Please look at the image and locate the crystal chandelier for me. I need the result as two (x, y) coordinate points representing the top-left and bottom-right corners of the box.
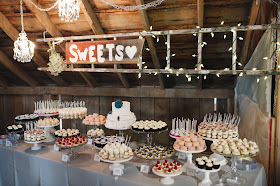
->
(13, 0), (35, 63)
(58, 0), (80, 22)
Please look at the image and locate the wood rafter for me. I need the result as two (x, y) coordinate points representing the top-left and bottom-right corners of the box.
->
(23, 0), (97, 87)
(240, 0), (261, 66)
(0, 10), (66, 86)
(0, 50), (38, 86)
(0, 86), (234, 99)
(79, 0), (130, 88)
(135, 0), (165, 89)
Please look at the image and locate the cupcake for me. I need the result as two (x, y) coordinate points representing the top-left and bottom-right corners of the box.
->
(198, 161), (205, 169)
(196, 158), (202, 166)
(213, 161), (220, 169)
(206, 162), (213, 170)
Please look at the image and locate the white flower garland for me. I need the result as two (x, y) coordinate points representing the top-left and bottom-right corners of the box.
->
(47, 42), (67, 76)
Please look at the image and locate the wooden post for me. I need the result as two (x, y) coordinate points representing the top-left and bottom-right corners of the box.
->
(197, 32), (202, 70)
(232, 29), (237, 71)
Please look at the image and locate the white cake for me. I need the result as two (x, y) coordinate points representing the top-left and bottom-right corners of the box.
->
(105, 100), (136, 129)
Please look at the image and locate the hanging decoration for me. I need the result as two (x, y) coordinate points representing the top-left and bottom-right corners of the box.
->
(100, 0), (165, 10)
(47, 42), (67, 76)
(58, 0), (80, 22)
(13, 0), (35, 63)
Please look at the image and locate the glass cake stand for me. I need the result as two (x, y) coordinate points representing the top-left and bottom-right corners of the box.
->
(104, 124), (130, 136)
(211, 147), (258, 185)
(131, 128), (168, 145)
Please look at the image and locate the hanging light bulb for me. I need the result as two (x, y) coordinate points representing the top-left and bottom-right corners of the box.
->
(58, 0), (80, 22)
(14, 0), (35, 63)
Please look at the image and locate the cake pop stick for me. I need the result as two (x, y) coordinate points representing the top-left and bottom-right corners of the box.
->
(126, 136), (131, 146)
(172, 118), (175, 130)
(203, 114), (207, 122)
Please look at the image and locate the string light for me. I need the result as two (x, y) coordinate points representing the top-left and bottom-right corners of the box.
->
(154, 72), (157, 75)
(146, 48), (150, 51)
(238, 37), (244, 40)
(224, 34), (227, 39)
(237, 23), (241, 26)
(171, 54), (176, 57)
(257, 78), (260, 83)
(221, 21), (225, 25)
(167, 74), (169, 77)
(192, 54), (197, 57)
(204, 75), (207, 80)
(197, 76), (200, 79)
(193, 33), (197, 36)
(150, 26), (153, 30)
(252, 68), (257, 71)
(157, 36), (159, 42)
(143, 66), (148, 69)
(237, 62), (242, 66)
(228, 47), (232, 51)
(263, 57), (268, 60)
(216, 73), (220, 77)
(239, 72), (243, 76)
(264, 76), (268, 80)
(138, 73), (141, 78)
(58, 0), (80, 22)
(211, 32), (214, 38)
(142, 62), (146, 64)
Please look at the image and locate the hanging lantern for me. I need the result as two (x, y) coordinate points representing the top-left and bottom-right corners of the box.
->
(13, 0), (35, 63)
(58, 0), (80, 22)
(13, 32), (35, 63)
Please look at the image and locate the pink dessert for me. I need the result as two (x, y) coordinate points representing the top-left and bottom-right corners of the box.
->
(180, 146), (188, 151)
(178, 141), (185, 146)
(174, 144), (180, 149)
(185, 141), (193, 147)
(193, 141), (200, 147)
(188, 146), (195, 151)
(196, 145), (204, 151)
(184, 136), (191, 142)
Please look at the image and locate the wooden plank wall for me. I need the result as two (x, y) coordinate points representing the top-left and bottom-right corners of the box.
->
(0, 95), (228, 146)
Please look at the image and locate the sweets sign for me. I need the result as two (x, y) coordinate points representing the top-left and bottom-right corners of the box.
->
(65, 39), (145, 64)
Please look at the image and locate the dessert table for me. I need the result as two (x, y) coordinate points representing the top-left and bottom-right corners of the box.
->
(0, 142), (267, 186)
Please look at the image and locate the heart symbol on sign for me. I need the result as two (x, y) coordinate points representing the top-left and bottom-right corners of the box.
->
(125, 46), (137, 59)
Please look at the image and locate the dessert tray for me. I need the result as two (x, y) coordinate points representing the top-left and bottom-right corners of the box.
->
(104, 124), (131, 131)
(100, 156), (133, 171)
(152, 168), (182, 185)
(173, 146), (207, 168)
(34, 112), (59, 117)
(134, 145), (175, 160)
(24, 140), (46, 150)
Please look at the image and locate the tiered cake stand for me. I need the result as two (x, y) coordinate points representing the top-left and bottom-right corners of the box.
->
(56, 138), (88, 158)
(211, 147), (258, 184)
(24, 140), (46, 150)
(194, 166), (221, 186)
(173, 146), (207, 169)
(100, 156), (133, 171)
(197, 134), (239, 166)
(131, 128), (168, 145)
(152, 168), (183, 185)
(37, 124), (59, 142)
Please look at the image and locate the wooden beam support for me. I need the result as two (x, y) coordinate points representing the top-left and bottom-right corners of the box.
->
(240, 0), (261, 66)
(79, 0), (104, 34)
(80, 0), (130, 88)
(0, 86), (234, 99)
(79, 71), (98, 87)
(136, 0), (165, 89)
(0, 10), (66, 86)
(0, 50), (38, 86)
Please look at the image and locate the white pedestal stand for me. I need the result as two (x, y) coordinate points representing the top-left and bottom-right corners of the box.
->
(195, 167), (221, 186)
(152, 168), (183, 185)
(37, 124), (59, 143)
(100, 156), (133, 171)
(24, 140), (45, 150)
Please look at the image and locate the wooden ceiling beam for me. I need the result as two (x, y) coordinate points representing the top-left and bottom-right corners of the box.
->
(0, 10), (66, 86)
(23, 0), (96, 87)
(0, 50), (38, 86)
(79, 0), (104, 35)
(79, 0), (130, 88)
(135, 0), (165, 89)
(240, 0), (261, 66)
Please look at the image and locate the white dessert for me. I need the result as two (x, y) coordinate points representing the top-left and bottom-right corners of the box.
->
(106, 100), (136, 129)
